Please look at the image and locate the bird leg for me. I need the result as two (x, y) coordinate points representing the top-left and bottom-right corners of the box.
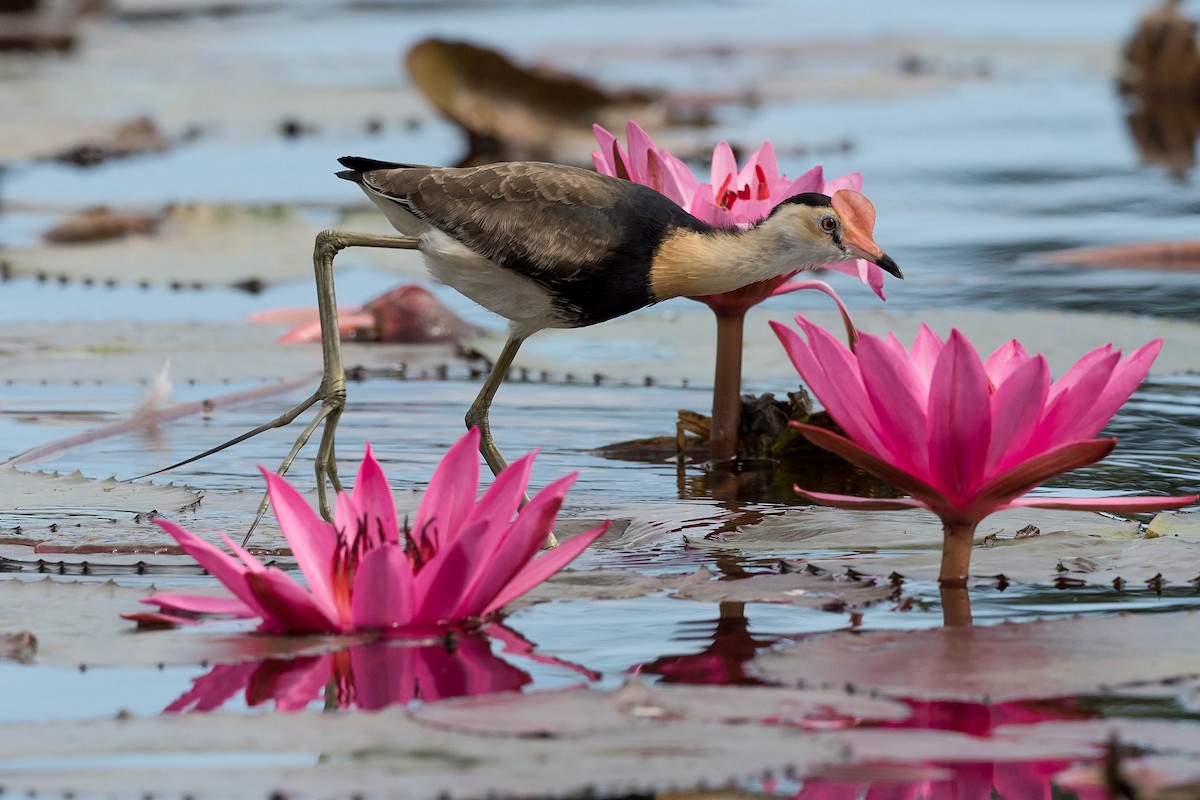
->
(138, 229), (420, 541)
(465, 334), (558, 548)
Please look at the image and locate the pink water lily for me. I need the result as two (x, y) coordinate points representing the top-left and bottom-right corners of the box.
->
(592, 120), (888, 302)
(771, 316), (1197, 585)
(126, 428), (609, 635)
(593, 121), (890, 462)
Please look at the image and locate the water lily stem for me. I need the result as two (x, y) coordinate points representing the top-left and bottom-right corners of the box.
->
(939, 584), (973, 627)
(938, 519), (977, 587)
(709, 308), (746, 464)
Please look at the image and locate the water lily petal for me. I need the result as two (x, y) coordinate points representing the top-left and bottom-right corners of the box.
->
(217, 531), (267, 574)
(794, 487), (927, 511)
(1002, 494), (1196, 512)
(791, 423), (948, 509)
(260, 468), (338, 615)
(803, 319), (894, 457)
(1068, 338), (1162, 441)
(412, 521), (486, 623)
(483, 520), (609, 616)
(122, 610), (202, 628)
(855, 332), (929, 474)
(244, 569), (339, 634)
(138, 593), (257, 617)
(975, 439), (1117, 511)
(1029, 350), (1120, 451)
(987, 354), (1051, 474)
(590, 124), (625, 178)
(983, 339), (1032, 386)
(624, 119), (657, 184)
(927, 330), (991, 501)
(710, 140), (739, 195)
(411, 427), (482, 553)
(824, 170), (863, 194)
(352, 444), (399, 545)
(820, 258), (887, 299)
(350, 542), (416, 631)
(462, 449), (536, 534)
(784, 164), (825, 196)
(911, 324), (946, 385)
(153, 517), (266, 617)
(459, 473), (580, 616)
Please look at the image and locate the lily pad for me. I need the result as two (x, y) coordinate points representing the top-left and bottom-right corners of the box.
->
(756, 610), (1200, 703)
(411, 679), (910, 735)
(681, 505), (1200, 587)
(2, 205), (321, 289)
(0, 579), (366, 668)
(0, 468), (200, 527)
(669, 565), (896, 609)
(0, 707), (845, 800)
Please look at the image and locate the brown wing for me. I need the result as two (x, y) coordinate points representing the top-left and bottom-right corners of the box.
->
(359, 162), (699, 280)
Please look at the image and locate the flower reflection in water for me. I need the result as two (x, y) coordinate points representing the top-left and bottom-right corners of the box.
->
(794, 698), (1108, 800)
(635, 602), (778, 686)
(633, 603), (1113, 798)
(167, 623), (597, 713)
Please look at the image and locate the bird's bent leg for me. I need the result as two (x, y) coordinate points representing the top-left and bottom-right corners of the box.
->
(139, 230), (421, 545)
(464, 335), (558, 548)
(465, 334), (524, 477)
(303, 230), (421, 519)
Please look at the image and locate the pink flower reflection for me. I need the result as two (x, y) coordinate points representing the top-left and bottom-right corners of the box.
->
(792, 698), (1110, 800)
(167, 624), (596, 713)
(634, 603), (777, 685)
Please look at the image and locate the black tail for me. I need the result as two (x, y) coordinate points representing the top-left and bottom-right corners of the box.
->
(336, 156), (424, 182)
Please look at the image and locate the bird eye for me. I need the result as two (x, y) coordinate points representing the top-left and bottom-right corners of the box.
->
(819, 215), (838, 233)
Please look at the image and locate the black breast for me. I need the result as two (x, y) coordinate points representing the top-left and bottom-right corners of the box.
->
(537, 183), (712, 327)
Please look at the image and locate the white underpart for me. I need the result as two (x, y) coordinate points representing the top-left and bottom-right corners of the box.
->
(362, 186), (561, 339)
(419, 229), (562, 338)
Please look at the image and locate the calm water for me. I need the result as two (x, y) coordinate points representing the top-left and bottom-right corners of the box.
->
(2, 0), (1199, 793)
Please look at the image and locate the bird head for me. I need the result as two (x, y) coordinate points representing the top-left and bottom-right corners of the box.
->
(768, 190), (902, 279)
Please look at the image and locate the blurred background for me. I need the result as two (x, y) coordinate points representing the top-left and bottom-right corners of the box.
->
(3, 0), (1198, 318)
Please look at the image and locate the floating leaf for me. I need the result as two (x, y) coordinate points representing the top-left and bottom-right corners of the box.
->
(756, 611), (1200, 702)
(0, 706), (844, 799)
(2, 205), (319, 289)
(412, 679), (910, 736)
(0, 580), (364, 668)
(0, 468), (200, 539)
(683, 506), (1200, 588)
(669, 565), (896, 609)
